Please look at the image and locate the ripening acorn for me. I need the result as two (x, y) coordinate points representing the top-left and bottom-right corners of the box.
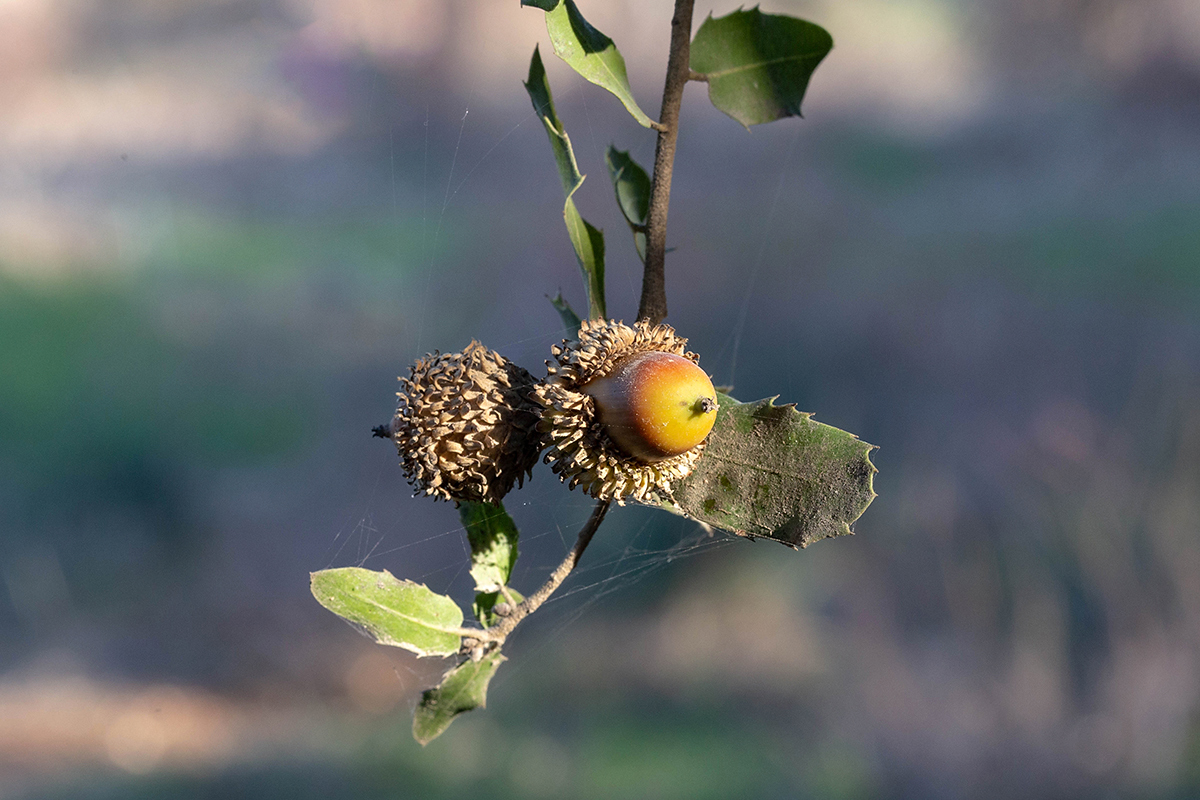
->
(534, 319), (717, 504)
(584, 351), (717, 462)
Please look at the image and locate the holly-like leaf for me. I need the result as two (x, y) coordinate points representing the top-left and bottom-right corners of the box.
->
(549, 291), (582, 336)
(690, 8), (833, 128)
(666, 395), (876, 548)
(526, 0), (655, 128)
(525, 46), (606, 320)
(310, 568), (463, 657)
(473, 587), (524, 629)
(605, 146), (650, 262)
(459, 501), (519, 593)
(413, 650), (507, 745)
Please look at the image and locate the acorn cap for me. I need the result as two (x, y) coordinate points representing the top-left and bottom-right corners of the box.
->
(390, 342), (541, 504)
(534, 319), (708, 504)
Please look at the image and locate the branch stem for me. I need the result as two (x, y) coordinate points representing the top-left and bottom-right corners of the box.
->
(637, 0), (695, 325)
(468, 499), (611, 650)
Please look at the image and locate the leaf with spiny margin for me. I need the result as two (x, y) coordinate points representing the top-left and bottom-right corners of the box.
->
(310, 568), (463, 657)
(524, 0), (654, 128)
(549, 291), (582, 336)
(459, 501), (519, 593)
(413, 650), (507, 745)
(605, 146), (650, 262)
(690, 8), (833, 128)
(664, 394), (877, 548)
(474, 587), (524, 629)
(524, 46), (606, 320)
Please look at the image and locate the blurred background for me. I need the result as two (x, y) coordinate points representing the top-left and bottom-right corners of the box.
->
(2, 0), (1199, 797)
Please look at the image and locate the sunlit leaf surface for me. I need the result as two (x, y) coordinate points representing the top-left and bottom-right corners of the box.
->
(310, 568), (463, 657)
(666, 394), (876, 548)
(690, 8), (832, 128)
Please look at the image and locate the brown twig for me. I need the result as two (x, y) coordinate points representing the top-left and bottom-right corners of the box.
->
(637, 0), (696, 325)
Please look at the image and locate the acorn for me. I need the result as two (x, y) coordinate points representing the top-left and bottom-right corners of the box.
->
(584, 351), (718, 462)
(534, 319), (718, 504)
(386, 342), (542, 504)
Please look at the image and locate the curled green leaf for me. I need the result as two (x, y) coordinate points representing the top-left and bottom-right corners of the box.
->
(549, 291), (583, 336)
(605, 146), (651, 262)
(690, 7), (833, 128)
(525, 46), (607, 320)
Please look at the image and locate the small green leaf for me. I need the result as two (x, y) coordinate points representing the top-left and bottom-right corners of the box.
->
(549, 291), (582, 336)
(310, 568), (463, 657)
(413, 650), (507, 745)
(563, 203), (606, 319)
(459, 501), (519, 593)
(525, 46), (583, 197)
(665, 394), (877, 548)
(690, 8), (833, 128)
(605, 146), (650, 262)
(531, 0), (655, 128)
(473, 587), (524, 628)
(525, 47), (607, 320)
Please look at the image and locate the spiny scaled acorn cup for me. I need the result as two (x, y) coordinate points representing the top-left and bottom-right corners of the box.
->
(384, 342), (542, 505)
(533, 319), (719, 504)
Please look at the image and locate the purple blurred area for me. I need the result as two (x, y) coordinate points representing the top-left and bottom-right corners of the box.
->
(2, 1), (1200, 798)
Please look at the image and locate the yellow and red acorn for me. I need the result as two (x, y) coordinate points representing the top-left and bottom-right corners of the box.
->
(584, 350), (717, 462)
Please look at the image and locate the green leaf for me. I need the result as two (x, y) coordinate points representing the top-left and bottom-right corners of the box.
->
(549, 291), (582, 336)
(665, 395), (877, 548)
(605, 146), (650, 262)
(524, 46), (607, 320)
(690, 8), (833, 128)
(530, 0), (655, 129)
(473, 587), (524, 628)
(563, 203), (606, 319)
(413, 650), (507, 746)
(459, 501), (519, 593)
(310, 568), (463, 657)
(525, 46), (583, 197)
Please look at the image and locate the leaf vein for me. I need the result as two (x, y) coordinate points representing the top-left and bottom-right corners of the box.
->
(700, 50), (828, 79)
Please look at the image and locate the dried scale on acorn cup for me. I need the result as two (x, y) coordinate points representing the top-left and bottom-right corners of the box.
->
(534, 319), (718, 504)
(380, 342), (542, 504)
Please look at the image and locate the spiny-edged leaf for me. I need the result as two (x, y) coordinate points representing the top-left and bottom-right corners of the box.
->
(525, 47), (607, 320)
(413, 650), (507, 745)
(474, 587), (524, 628)
(605, 146), (650, 262)
(311, 568), (464, 657)
(532, 0), (654, 129)
(690, 8), (833, 128)
(459, 501), (519, 593)
(665, 394), (876, 548)
(549, 291), (582, 336)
